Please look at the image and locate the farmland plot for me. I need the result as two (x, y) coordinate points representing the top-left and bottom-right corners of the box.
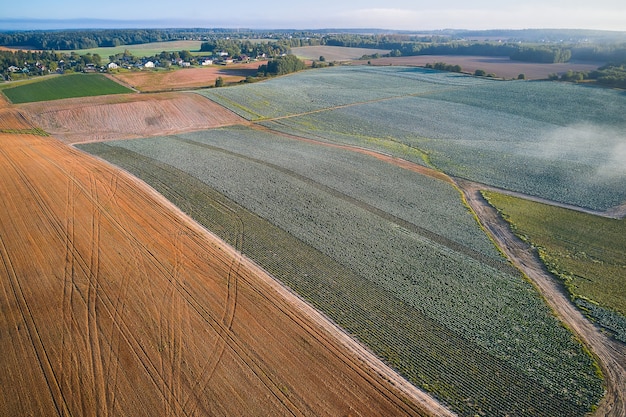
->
(80, 126), (604, 417)
(268, 95), (626, 211)
(19, 92), (245, 143)
(483, 191), (626, 342)
(218, 66), (626, 211)
(197, 65), (490, 120)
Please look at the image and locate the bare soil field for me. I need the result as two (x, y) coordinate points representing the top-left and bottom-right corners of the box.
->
(110, 62), (262, 92)
(0, 98), (446, 415)
(0, 108), (33, 131)
(352, 55), (604, 80)
(19, 92), (246, 143)
(291, 46), (391, 62)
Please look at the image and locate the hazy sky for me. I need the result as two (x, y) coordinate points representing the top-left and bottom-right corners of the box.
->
(3, 0), (626, 31)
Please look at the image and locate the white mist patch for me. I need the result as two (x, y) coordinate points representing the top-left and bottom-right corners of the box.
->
(539, 123), (626, 179)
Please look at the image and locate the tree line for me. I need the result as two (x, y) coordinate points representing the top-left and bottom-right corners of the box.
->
(322, 34), (626, 64)
(0, 29), (322, 51)
(200, 39), (291, 59)
(549, 63), (626, 88)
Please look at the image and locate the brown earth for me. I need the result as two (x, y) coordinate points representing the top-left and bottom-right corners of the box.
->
(18, 92), (246, 144)
(291, 46), (391, 62)
(351, 55), (604, 80)
(0, 100), (449, 416)
(109, 62), (262, 92)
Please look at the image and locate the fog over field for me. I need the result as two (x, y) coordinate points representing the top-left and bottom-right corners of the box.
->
(539, 123), (626, 179)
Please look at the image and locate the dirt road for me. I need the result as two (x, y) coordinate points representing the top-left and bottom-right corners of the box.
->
(456, 179), (626, 417)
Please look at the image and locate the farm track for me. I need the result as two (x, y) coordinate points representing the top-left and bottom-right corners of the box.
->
(0, 103), (442, 415)
(456, 179), (626, 417)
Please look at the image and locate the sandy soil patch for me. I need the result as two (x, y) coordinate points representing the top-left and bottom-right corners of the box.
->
(352, 55), (604, 80)
(19, 92), (246, 143)
(0, 128), (446, 416)
(110, 62), (262, 92)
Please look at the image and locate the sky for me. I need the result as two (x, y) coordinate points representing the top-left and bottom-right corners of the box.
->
(2, 0), (626, 31)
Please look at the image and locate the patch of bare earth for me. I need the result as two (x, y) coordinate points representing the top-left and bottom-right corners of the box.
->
(18, 92), (247, 143)
(0, 94), (449, 415)
(352, 55), (604, 80)
(110, 62), (262, 92)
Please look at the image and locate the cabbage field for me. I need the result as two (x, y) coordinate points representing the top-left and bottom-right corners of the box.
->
(79, 124), (604, 417)
(200, 66), (626, 211)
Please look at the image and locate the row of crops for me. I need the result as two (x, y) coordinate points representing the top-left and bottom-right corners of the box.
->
(79, 124), (604, 416)
(199, 66), (626, 211)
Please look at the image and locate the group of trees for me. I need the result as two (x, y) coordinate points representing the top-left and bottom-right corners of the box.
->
(510, 46), (572, 63)
(424, 62), (462, 73)
(200, 39), (290, 59)
(321, 33), (626, 64)
(549, 63), (626, 88)
(0, 49), (105, 78)
(0, 29), (323, 51)
(257, 54), (306, 76)
(0, 29), (187, 50)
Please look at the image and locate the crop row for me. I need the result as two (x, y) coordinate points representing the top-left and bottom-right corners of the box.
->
(179, 126), (502, 260)
(79, 127), (603, 414)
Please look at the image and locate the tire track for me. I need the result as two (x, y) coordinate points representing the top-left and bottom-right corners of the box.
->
(28, 143), (207, 416)
(12, 142), (189, 415)
(87, 173), (108, 417)
(0, 145), (71, 416)
(182, 204), (243, 416)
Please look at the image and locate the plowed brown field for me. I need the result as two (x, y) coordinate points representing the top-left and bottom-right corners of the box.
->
(0, 108), (33, 131)
(19, 92), (246, 143)
(352, 55), (604, 80)
(0, 97), (446, 415)
(110, 62), (261, 92)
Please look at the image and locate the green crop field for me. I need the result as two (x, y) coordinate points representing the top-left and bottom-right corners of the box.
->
(200, 66), (626, 211)
(2, 73), (133, 103)
(483, 191), (626, 342)
(79, 125), (604, 417)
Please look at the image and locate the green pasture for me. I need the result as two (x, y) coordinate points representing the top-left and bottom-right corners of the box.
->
(2, 73), (133, 103)
(484, 191), (626, 341)
(71, 40), (204, 58)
